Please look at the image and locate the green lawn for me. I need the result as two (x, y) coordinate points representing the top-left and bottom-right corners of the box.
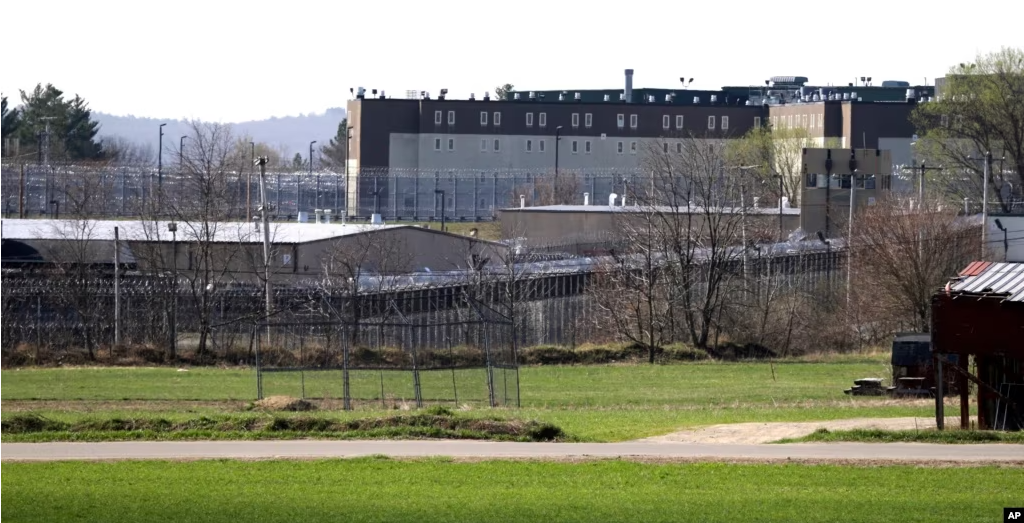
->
(2, 357), (895, 406)
(2, 356), (952, 442)
(3, 459), (1019, 523)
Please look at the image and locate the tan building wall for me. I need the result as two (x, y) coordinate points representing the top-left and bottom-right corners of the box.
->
(500, 208), (801, 251)
(799, 148), (893, 237)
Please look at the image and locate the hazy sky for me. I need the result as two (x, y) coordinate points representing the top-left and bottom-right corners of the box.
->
(4, 0), (1021, 123)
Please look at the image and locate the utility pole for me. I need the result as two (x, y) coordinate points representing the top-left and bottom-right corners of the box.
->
(114, 226), (121, 346)
(248, 142), (255, 221)
(158, 123), (166, 208)
(982, 151), (991, 258)
(256, 156), (273, 340)
(847, 170), (857, 308)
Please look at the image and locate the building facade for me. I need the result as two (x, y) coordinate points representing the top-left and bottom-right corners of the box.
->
(345, 71), (927, 219)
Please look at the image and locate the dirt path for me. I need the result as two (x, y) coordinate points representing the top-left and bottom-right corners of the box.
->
(643, 416), (974, 444)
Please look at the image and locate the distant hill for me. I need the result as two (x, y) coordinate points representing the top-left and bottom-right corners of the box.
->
(92, 108), (347, 160)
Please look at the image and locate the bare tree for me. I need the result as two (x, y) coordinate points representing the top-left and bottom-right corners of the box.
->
(158, 120), (249, 359)
(37, 219), (109, 360)
(847, 195), (978, 332)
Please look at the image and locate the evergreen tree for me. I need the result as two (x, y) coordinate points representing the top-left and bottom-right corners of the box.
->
(319, 118), (348, 170)
(1, 95), (20, 157)
(16, 83), (105, 161)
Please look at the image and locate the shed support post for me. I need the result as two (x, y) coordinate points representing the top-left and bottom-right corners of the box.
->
(959, 362), (970, 430)
(935, 353), (944, 430)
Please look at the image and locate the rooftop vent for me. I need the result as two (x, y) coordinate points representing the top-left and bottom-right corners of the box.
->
(574, 92), (581, 102)
(710, 95), (718, 103)
(882, 80), (911, 88)
(665, 94), (674, 103)
(483, 91), (491, 101)
(469, 93), (476, 100)
(648, 95), (656, 103)
(514, 93), (521, 100)
(604, 94), (611, 102)
(693, 96), (700, 104)
(528, 91), (536, 100)
(356, 87), (366, 99)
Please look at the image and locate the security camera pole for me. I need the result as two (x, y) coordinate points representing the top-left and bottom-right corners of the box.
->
(255, 156), (273, 339)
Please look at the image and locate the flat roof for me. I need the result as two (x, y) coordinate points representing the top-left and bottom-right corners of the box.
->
(1, 219), (405, 244)
(500, 204), (800, 216)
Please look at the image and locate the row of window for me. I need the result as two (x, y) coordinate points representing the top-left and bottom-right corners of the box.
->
(432, 137), (701, 155)
(770, 113), (823, 130)
(434, 109), (733, 130)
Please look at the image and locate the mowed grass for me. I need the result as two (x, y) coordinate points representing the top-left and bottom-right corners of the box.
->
(777, 428), (1024, 444)
(3, 459), (1021, 523)
(3, 354), (949, 441)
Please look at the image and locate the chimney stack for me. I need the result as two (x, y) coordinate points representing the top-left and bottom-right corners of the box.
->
(624, 69), (634, 104)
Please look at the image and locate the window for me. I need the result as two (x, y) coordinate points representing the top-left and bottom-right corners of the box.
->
(617, 114), (625, 128)
(526, 139), (533, 153)
(447, 138), (455, 151)
(630, 141), (637, 154)
(434, 138), (442, 151)
(708, 115), (716, 130)
(630, 114), (638, 129)
(617, 141), (624, 154)
(585, 113), (593, 128)
(526, 113), (534, 127)
(676, 142), (683, 153)
(480, 111), (488, 126)
(662, 115), (670, 130)
(493, 139), (500, 151)
(585, 140), (592, 154)
(539, 139), (546, 152)
(480, 139), (487, 152)
(493, 112), (501, 126)
(754, 116), (761, 127)
(572, 113), (580, 128)
(663, 143), (669, 153)
(571, 140), (578, 154)
(676, 115), (684, 129)
(722, 116), (729, 130)
(434, 110), (442, 125)
(539, 112), (547, 127)
(818, 114), (823, 128)
(447, 111), (455, 125)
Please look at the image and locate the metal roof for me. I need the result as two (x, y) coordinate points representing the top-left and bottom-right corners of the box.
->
(1, 219), (405, 245)
(949, 261), (1024, 302)
(501, 204), (800, 216)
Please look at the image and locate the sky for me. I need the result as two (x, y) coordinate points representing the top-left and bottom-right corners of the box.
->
(4, 0), (1022, 123)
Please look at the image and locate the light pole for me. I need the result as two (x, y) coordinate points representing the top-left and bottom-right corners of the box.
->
(435, 189), (446, 232)
(248, 142), (255, 219)
(554, 126), (563, 179)
(773, 173), (784, 241)
(158, 123), (166, 204)
(968, 151), (994, 258)
(168, 221), (178, 361)
(847, 169), (858, 308)
(310, 140), (318, 209)
(255, 156), (273, 341)
(179, 136), (187, 167)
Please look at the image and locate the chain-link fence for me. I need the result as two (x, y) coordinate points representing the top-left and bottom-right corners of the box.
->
(255, 294), (518, 409)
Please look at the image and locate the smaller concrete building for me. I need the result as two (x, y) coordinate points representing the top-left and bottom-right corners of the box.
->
(499, 204), (801, 254)
(1, 219), (506, 285)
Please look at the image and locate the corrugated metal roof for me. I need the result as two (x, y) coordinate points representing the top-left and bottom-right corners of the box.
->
(950, 262), (1024, 302)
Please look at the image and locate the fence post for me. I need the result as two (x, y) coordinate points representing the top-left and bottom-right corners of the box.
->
(342, 326), (351, 411)
(409, 327), (423, 409)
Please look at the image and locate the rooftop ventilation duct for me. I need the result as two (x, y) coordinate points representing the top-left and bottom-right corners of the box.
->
(624, 69), (634, 103)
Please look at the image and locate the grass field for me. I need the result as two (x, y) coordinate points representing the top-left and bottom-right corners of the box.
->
(3, 459), (1020, 523)
(2, 354), (957, 441)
